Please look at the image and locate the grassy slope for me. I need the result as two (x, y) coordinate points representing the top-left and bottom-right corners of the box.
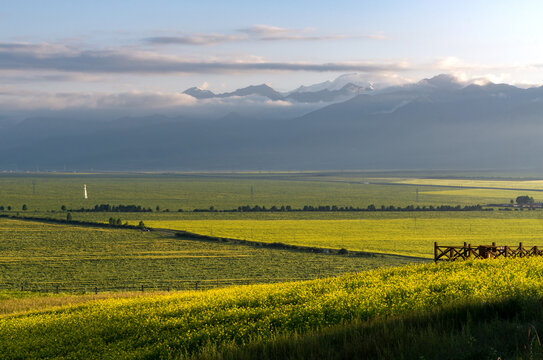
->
(3, 258), (543, 359)
(0, 291), (170, 317)
(215, 297), (543, 360)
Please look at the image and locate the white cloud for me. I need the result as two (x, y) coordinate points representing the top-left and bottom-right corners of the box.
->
(0, 89), (197, 110)
(429, 57), (543, 87)
(0, 42), (409, 74)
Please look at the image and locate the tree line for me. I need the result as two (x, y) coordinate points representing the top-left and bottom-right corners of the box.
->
(65, 204), (153, 213)
(194, 204), (488, 212)
(0, 203), (495, 213)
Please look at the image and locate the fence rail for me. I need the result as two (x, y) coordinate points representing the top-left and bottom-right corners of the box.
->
(0, 277), (317, 295)
(434, 242), (543, 262)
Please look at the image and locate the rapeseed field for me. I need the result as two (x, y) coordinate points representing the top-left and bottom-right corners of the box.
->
(2, 257), (543, 358)
(144, 217), (543, 258)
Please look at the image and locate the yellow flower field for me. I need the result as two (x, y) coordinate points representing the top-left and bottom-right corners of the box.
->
(3, 257), (543, 358)
(144, 217), (543, 258)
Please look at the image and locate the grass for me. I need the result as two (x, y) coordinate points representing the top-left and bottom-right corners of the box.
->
(0, 290), (169, 317)
(3, 257), (543, 359)
(0, 218), (414, 293)
(214, 297), (543, 360)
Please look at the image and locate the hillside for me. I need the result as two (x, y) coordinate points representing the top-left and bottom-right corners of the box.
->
(3, 258), (543, 359)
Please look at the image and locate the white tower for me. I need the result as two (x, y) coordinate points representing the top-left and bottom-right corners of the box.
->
(83, 184), (88, 199)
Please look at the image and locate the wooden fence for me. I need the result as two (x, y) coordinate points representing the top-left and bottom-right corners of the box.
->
(434, 242), (543, 262)
(0, 277), (317, 295)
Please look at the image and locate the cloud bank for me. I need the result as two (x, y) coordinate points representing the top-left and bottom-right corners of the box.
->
(0, 89), (197, 110)
(0, 42), (408, 74)
(144, 24), (385, 46)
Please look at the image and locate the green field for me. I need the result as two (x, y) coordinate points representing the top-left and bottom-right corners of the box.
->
(0, 218), (415, 293)
(2, 172), (543, 214)
(3, 257), (543, 359)
(4, 172), (543, 358)
(3, 172), (543, 260)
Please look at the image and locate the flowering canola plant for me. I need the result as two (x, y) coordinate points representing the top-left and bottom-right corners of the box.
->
(2, 257), (543, 358)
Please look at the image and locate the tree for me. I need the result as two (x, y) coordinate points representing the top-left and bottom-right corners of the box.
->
(22, 204), (27, 211)
(61, 205), (67, 211)
(516, 196), (535, 205)
(138, 220), (146, 229)
(7, 206), (11, 211)
(155, 205), (160, 212)
(66, 213), (72, 222)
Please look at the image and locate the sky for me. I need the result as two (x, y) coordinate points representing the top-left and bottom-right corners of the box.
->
(2, 0), (543, 114)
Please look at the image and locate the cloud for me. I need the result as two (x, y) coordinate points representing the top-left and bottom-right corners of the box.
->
(362, 32), (388, 41)
(429, 57), (543, 86)
(144, 34), (247, 45)
(239, 24), (293, 36)
(239, 24), (383, 42)
(0, 88), (197, 110)
(0, 88), (322, 121)
(0, 42), (409, 74)
(144, 25), (386, 46)
(0, 71), (105, 83)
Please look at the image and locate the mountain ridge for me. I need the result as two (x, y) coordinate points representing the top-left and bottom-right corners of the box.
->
(3, 74), (543, 171)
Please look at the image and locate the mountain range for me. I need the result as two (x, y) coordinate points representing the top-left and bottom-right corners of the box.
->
(2, 74), (543, 171)
(183, 82), (371, 103)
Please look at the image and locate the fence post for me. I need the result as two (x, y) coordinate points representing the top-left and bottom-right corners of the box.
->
(434, 242), (438, 262)
(520, 242), (524, 257)
(505, 246), (509, 258)
(55, 285), (59, 294)
(195, 281), (199, 291)
(141, 285), (144, 293)
(94, 287), (98, 295)
(463, 242), (467, 259)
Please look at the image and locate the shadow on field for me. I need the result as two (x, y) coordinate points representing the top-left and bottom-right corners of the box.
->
(201, 296), (543, 360)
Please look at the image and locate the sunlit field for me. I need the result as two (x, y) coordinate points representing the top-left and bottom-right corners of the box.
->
(2, 173), (543, 214)
(143, 215), (543, 258)
(0, 218), (413, 293)
(3, 257), (543, 359)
